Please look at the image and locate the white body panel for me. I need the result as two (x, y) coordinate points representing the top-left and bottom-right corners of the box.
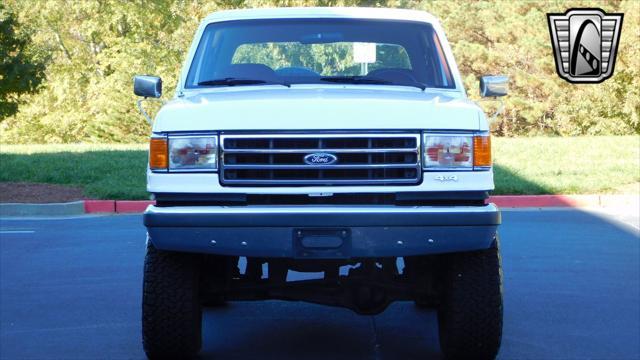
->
(153, 87), (485, 132)
(147, 170), (494, 193)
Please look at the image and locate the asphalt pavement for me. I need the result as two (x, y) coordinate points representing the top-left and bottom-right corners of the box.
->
(0, 209), (638, 359)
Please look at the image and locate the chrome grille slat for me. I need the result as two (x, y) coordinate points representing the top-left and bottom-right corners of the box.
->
(221, 178), (418, 185)
(220, 133), (421, 186)
(223, 163), (418, 169)
(222, 148), (418, 154)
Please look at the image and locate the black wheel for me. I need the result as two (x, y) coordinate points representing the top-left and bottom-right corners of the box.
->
(437, 237), (503, 360)
(142, 243), (202, 359)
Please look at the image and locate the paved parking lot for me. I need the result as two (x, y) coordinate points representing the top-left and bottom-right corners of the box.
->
(1, 209), (638, 359)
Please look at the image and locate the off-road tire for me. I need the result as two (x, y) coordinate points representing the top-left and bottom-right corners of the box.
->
(142, 243), (202, 359)
(437, 237), (503, 360)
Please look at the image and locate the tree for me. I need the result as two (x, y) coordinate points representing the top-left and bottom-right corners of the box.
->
(0, 4), (46, 121)
(0, 0), (638, 143)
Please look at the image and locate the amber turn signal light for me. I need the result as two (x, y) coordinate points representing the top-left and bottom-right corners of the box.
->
(149, 137), (168, 170)
(473, 136), (491, 167)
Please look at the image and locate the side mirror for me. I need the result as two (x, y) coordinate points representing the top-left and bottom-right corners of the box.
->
(134, 75), (162, 98)
(480, 75), (508, 97)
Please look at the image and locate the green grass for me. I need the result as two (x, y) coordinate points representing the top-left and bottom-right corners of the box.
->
(493, 136), (639, 195)
(0, 144), (148, 200)
(1, 136), (638, 200)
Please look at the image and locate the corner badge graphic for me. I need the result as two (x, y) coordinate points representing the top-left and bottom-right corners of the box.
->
(547, 8), (623, 83)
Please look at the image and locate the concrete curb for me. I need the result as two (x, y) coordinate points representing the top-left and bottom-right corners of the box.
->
(0, 201), (85, 217)
(1, 195), (637, 216)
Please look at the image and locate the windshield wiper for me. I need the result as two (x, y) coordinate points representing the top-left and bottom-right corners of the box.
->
(198, 78), (290, 87)
(319, 76), (391, 85)
(319, 76), (426, 90)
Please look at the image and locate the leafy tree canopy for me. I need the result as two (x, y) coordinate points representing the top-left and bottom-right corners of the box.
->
(0, 0), (638, 143)
(0, 4), (46, 120)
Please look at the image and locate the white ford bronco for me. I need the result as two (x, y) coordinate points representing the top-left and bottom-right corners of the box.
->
(134, 7), (508, 360)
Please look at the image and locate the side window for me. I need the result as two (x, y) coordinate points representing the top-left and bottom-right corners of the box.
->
(431, 32), (454, 88)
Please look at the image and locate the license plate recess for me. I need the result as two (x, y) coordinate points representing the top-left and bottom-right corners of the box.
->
(293, 228), (352, 259)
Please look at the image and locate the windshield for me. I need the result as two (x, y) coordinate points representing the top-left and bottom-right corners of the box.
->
(185, 18), (455, 90)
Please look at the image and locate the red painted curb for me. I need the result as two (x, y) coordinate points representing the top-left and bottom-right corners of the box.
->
(489, 195), (601, 208)
(83, 195), (637, 213)
(84, 200), (115, 213)
(115, 200), (155, 213)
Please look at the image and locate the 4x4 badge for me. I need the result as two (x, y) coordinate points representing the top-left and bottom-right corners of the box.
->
(547, 8), (623, 83)
(435, 175), (458, 182)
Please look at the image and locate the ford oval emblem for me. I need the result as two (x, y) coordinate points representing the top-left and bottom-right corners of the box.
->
(304, 153), (338, 165)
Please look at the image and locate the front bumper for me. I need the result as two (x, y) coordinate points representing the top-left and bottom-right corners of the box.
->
(144, 204), (501, 258)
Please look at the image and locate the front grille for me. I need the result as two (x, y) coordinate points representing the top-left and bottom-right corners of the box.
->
(220, 133), (422, 186)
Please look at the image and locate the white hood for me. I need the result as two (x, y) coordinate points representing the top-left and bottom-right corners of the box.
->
(152, 86), (486, 133)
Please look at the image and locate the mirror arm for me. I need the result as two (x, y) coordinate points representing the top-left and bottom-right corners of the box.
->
(492, 97), (505, 123)
(137, 98), (166, 125)
(480, 97), (505, 123)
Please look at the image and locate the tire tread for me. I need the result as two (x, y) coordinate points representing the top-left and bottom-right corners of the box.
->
(142, 243), (202, 359)
(438, 239), (503, 359)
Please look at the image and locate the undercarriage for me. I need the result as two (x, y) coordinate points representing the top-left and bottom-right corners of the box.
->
(143, 240), (503, 359)
(201, 256), (440, 315)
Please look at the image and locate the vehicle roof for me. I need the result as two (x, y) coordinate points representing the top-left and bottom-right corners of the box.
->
(203, 7), (439, 24)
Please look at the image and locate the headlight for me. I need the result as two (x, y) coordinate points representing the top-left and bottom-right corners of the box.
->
(168, 135), (218, 171)
(422, 133), (491, 170)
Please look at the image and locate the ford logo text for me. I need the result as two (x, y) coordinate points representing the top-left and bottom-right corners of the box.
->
(304, 153), (338, 165)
